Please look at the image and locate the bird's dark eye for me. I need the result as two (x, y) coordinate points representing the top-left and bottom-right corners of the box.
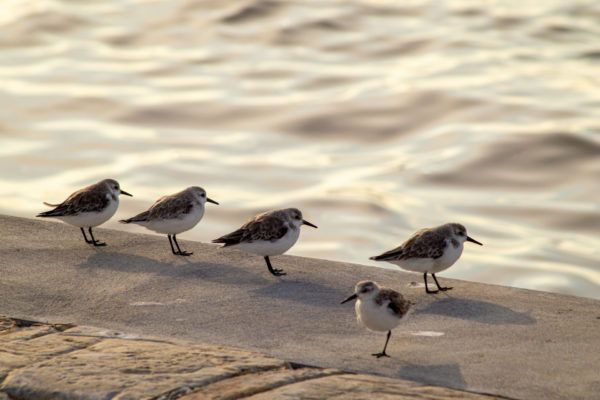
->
(201, 193), (206, 197)
(295, 215), (300, 219)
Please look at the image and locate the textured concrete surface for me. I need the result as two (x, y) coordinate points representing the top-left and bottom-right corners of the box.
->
(1, 214), (600, 399)
(0, 316), (498, 399)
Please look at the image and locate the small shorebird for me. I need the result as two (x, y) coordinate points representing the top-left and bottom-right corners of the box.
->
(370, 223), (482, 294)
(119, 186), (218, 256)
(37, 178), (132, 246)
(212, 208), (317, 276)
(341, 280), (412, 358)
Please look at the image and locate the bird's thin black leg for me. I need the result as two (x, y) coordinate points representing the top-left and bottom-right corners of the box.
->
(167, 235), (178, 255)
(80, 227), (93, 244)
(88, 227), (106, 246)
(372, 330), (392, 358)
(432, 273), (452, 292)
(172, 234), (192, 256)
(264, 256), (286, 276)
(424, 272), (439, 294)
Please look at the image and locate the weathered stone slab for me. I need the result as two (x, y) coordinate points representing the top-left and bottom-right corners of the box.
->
(1, 334), (287, 400)
(244, 373), (498, 400)
(0, 331), (101, 381)
(178, 367), (342, 400)
(0, 318), (98, 381)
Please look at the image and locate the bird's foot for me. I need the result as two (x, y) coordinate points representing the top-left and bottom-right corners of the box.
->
(372, 352), (390, 358)
(270, 268), (287, 276)
(92, 241), (106, 247)
(176, 250), (193, 256)
(439, 286), (453, 291)
(425, 287), (439, 294)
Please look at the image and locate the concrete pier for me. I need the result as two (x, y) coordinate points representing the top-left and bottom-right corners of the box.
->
(1, 214), (599, 399)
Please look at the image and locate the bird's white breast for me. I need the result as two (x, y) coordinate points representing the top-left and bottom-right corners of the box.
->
(432, 240), (464, 273)
(58, 196), (119, 228)
(355, 298), (403, 332)
(143, 204), (205, 235)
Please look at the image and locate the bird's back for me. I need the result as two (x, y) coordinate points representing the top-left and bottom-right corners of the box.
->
(371, 227), (448, 262)
(37, 182), (110, 217)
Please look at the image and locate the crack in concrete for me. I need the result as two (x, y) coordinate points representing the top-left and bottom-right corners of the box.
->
(150, 364), (290, 400)
(227, 369), (346, 400)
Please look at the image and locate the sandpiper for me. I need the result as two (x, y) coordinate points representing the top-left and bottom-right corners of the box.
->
(212, 208), (317, 276)
(341, 280), (412, 358)
(370, 223), (482, 294)
(37, 178), (132, 246)
(119, 186), (218, 256)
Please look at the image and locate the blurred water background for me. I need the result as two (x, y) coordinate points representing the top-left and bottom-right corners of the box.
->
(1, 0), (600, 298)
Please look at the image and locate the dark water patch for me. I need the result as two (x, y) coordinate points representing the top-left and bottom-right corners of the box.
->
(452, 7), (485, 17)
(274, 19), (354, 45)
(475, 206), (600, 235)
(34, 97), (123, 119)
(118, 105), (198, 127)
(490, 16), (528, 29)
(296, 75), (357, 90)
(531, 23), (590, 42)
(116, 103), (287, 130)
(293, 18), (352, 32)
(359, 37), (432, 58)
(280, 91), (479, 143)
(545, 24), (579, 34)
(103, 33), (138, 47)
(578, 50), (600, 60)
(302, 198), (392, 217)
(368, 5), (425, 18)
(1, 154), (99, 181)
(274, 18), (357, 47)
(221, 0), (282, 24)
(241, 68), (296, 80)
(568, 4), (600, 19)
(4, 11), (89, 36)
(0, 11), (89, 47)
(420, 133), (600, 189)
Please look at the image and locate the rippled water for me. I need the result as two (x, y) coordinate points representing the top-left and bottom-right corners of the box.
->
(1, 0), (600, 298)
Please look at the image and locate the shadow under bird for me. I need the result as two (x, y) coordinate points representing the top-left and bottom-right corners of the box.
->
(341, 280), (412, 358)
(119, 186), (218, 256)
(36, 178), (132, 246)
(370, 223), (482, 294)
(212, 208), (317, 276)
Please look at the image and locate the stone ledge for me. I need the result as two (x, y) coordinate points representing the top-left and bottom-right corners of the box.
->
(2, 214), (600, 399)
(0, 316), (501, 400)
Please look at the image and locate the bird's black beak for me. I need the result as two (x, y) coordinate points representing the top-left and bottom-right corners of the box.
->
(120, 190), (133, 197)
(207, 198), (219, 205)
(341, 293), (357, 304)
(467, 236), (482, 246)
(302, 219), (318, 228)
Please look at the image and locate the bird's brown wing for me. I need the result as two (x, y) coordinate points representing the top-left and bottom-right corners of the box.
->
(37, 183), (109, 217)
(371, 228), (446, 261)
(213, 213), (288, 246)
